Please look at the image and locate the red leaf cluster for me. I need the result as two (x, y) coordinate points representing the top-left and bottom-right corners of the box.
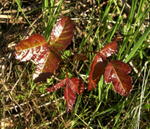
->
(15, 15), (133, 112)
(46, 39), (132, 112)
(47, 78), (84, 112)
(88, 39), (132, 96)
(15, 16), (74, 81)
(88, 40), (118, 91)
(104, 61), (132, 96)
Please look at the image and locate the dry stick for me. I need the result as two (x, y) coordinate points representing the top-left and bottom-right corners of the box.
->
(6, 60), (12, 81)
(0, 6), (32, 24)
(0, 20), (25, 24)
(0, 7), (32, 14)
(0, 15), (15, 19)
(0, 14), (26, 24)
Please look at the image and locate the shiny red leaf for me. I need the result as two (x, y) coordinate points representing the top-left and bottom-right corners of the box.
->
(64, 80), (76, 112)
(65, 78), (84, 111)
(47, 77), (85, 111)
(88, 53), (107, 91)
(15, 34), (47, 61)
(104, 60), (132, 96)
(15, 16), (74, 81)
(15, 34), (47, 52)
(50, 16), (74, 51)
(47, 78), (66, 92)
(100, 39), (118, 58)
(88, 39), (118, 91)
(69, 78), (85, 94)
(15, 34), (61, 81)
(33, 49), (61, 81)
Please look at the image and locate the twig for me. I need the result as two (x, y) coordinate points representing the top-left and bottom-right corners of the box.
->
(0, 7), (32, 14)
(0, 14), (26, 24)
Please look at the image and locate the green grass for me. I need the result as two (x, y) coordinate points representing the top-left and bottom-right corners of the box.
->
(0, 0), (150, 128)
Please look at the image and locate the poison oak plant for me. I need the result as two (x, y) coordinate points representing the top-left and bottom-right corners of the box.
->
(15, 16), (74, 82)
(88, 39), (132, 96)
(15, 16), (133, 111)
(47, 77), (85, 112)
